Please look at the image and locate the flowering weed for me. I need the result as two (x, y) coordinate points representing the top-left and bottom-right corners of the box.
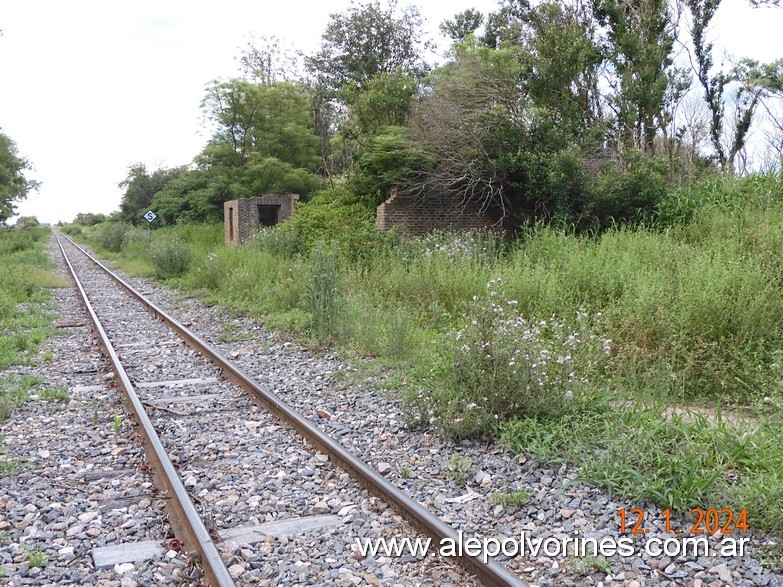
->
(414, 277), (611, 438)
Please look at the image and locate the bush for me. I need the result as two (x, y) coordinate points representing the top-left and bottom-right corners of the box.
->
(593, 151), (669, 227)
(151, 237), (191, 278)
(408, 277), (611, 438)
(247, 225), (302, 258)
(59, 224), (83, 237)
(94, 222), (130, 252)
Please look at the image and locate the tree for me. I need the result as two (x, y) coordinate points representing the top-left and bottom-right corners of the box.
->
(118, 164), (183, 224)
(305, 0), (431, 96)
(0, 130), (39, 224)
(440, 9), (484, 43)
(593, 0), (677, 153)
(516, 0), (605, 140)
(200, 79), (320, 171)
(237, 35), (301, 86)
(685, 0), (777, 171)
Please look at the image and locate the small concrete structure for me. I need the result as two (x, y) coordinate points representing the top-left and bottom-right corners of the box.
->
(224, 194), (299, 245)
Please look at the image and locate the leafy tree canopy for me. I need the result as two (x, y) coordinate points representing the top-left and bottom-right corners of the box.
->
(0, 130), (39, 224)
(306, 0), (432, 96)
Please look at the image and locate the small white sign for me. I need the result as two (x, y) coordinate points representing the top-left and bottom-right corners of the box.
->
(143, 210), (157, 223)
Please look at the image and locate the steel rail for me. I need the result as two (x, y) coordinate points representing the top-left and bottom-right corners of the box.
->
(54, 233), (237, 587)
(57, 232), (526, 587)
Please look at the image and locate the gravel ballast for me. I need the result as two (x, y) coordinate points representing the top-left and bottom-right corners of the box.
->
(1, 234), (781, 586)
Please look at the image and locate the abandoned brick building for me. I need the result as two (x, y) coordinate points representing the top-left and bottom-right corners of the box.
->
(223, 194), (299, 245)
(225, 189), (506, 245)
(376, 188), (506, 235)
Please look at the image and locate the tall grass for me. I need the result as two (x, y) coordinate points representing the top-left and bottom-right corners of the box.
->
(0, 226), (61, 370)
(84, 172), (783, 534)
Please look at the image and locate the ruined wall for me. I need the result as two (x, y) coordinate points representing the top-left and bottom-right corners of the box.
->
(376, 189), (504, 235)
(224, 194), (299, 245)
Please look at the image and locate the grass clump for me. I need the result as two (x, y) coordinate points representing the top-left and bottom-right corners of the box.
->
(443, 454), (474, 486)
(303, 243), (345, 341)
(0, 374), (45, 420)
(0, 227), (58, 369)
(490, 488), (531, 507)
(93, 222), (130, 252)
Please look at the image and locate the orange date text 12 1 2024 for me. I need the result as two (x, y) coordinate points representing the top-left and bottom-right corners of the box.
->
(616, 508), (749, 535)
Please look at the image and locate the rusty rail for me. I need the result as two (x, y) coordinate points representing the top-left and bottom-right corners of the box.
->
(55, 233), (236, 587)
(57, 232), (525, 587)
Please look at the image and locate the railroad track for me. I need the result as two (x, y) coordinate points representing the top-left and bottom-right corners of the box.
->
(54, 232), (524, 587)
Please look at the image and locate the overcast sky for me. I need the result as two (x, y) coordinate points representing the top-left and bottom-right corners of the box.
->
(1, 0), (781, 224)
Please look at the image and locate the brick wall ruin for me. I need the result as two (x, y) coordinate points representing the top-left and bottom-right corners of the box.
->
(224, 194), (299, 245)
(376, 189), (505, 235)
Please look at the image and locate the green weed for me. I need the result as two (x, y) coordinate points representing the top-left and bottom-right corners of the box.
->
(37, 387), (69, 401)
(151, 236), (191, 278)
(443, 454), (474, 486)
(303, 243), (344, 340)
(24, 546), (46, 568)
(490, 488), (531, 507)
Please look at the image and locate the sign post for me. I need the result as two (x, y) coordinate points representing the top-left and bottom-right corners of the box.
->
(144, 210), (157, 236)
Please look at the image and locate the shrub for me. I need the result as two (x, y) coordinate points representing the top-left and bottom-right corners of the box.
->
(94, 222), (130, 252)
(150, 237), (191, 278)
(593, 151), (669, 227)
(247, 225), (302, 258)
(408, 277), (611, 439)
(59, 224), (82, 237)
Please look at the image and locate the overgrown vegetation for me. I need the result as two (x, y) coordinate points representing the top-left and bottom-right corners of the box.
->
(0, 226), (59, 371)
(0, 226), (60, 477)
(76, 170), (783, 537)
(54, 0), (783, 549)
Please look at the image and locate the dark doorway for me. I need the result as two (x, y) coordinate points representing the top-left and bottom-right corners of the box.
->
(258, 205), (280, 227)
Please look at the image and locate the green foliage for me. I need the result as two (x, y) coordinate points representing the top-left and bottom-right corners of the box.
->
(440, 9), (484, 43)
(303, 243), (345, 340)
(592, 151), (670, 226)
(0, 131), (39, 224)
(93, 222), (130, 252)
(73, 212), (109, 226)
(201, 80), (320, 170)
(247, 225), (301, 259)
(409, 278), (611, 439)
(284, 189), (385, 261)
(490, 488), (531, 507)
(37, 386), (69, 401)
(0, 227), (56, 370)
(59, 224), (82, 237)
(119, 164), (183, 224)
(24, 547), (46, 568)
(14, 216), (39, 228)
(306, 0), (431, 94)
(349, 127), (434, 205)
(0, 373), (45, 421)
(443, 454), (474, 486)
(150, 236), (191, 279)
(340, 72), (419, 139)
(243, 156), (321, 197)
(593, 0), (676, 152)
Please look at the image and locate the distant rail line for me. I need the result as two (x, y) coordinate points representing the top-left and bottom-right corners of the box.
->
(54, 232), (524, 587)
